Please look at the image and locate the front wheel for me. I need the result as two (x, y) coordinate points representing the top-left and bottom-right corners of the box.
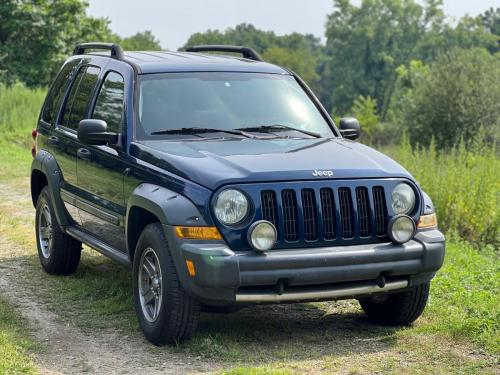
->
(359, 282), (430, 326)
(133, 223), (200, 345)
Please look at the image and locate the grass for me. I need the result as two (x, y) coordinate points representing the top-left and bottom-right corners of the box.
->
(0, 83), (498, 373)
(0, 296), (38, 374)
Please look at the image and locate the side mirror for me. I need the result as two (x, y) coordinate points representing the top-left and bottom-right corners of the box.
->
(339, 117), (360, 140)
(78, 119), (118, 146)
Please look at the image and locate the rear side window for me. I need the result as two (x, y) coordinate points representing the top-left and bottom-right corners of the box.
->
(60, 65), (100, 130)
(41, 60), (78, 124)
(92, 71), (125, 134)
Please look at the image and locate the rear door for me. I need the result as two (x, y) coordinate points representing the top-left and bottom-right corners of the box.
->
(51, 64), (101, 225)
(76, 68), (128, 252)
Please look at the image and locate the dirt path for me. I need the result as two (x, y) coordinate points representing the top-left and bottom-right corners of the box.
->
(0, 256), (216, 375)
(0, 179), (217, 375)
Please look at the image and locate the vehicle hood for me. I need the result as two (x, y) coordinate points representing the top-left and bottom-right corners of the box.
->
(131, 138), (414, 190)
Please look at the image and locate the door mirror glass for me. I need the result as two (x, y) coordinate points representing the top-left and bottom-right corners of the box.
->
(339, 117), (360, 140)
(77, 119), (118, 146)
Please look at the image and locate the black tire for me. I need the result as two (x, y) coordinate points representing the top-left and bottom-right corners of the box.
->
(133, 223), (200, 345)
(35, 186), (81, 275)
(359, 282), (430, 326)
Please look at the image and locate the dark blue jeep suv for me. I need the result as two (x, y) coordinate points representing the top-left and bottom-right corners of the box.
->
(31, 43), (445, 345)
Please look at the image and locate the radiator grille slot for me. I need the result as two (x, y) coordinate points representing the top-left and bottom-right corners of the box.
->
(301, 189), (318, 241)
(320, 188), (336, 240)
(356, 187), (371, 237)
(261, 190), (278, 229)
(338, 188), (354, 238)
(282, 190), (299, 241)
(373, 186), (388, 236)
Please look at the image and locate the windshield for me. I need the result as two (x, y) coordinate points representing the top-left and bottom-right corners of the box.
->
(136, 72), (335, 140)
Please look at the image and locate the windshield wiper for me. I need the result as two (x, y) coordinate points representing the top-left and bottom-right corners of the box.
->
(235, 124), (321, 138)
(150, 127), (252, 138)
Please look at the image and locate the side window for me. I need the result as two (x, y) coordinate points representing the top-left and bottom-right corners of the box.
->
(92, 71), (125, 134)
(60, 65), (100, 130)
(41, 60), (79, 124)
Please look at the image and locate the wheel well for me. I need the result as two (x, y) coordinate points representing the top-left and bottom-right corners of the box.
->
(31, 170), (48, 207)
(127, 206), (160, 260)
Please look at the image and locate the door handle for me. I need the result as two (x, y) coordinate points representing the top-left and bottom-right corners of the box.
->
(77, 148), (92, 161)
(48, 136), (59, 146)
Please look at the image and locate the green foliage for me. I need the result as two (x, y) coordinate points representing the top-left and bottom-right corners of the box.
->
(114, 31), (162, 51)
(397, 48), (500, 149)
(351, 95), (379, 141)
(387, 136), (499, 248)
(262, 46), (319, 87)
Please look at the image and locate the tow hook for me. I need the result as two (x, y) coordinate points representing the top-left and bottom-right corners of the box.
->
(376, 274), (386, 288)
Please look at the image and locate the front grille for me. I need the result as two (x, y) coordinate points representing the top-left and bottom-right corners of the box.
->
(261, 184), (390, 245)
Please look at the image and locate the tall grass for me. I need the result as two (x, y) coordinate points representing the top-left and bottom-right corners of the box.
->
(0, 83), (45, 148)
(387, 137), (499, 248)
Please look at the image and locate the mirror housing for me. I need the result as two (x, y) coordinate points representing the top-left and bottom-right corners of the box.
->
(339, 117), (360, 140)
(78, 119), (118, 146)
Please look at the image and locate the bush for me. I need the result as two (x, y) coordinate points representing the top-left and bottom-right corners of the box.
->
(399, 48), (500, 149)
(387, 136), (499, 247)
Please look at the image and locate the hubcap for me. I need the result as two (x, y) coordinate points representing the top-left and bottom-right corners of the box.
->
(138, 248), (163, 322)
(38, 203), (53, 259)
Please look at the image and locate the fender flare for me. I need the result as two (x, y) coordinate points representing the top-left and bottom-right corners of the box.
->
(31, 150), (70, 228)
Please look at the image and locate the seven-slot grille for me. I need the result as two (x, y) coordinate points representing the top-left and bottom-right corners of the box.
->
(261, 186), (388, 244)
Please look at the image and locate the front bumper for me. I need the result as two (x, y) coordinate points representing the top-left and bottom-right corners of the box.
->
(165, 225), (445, 305)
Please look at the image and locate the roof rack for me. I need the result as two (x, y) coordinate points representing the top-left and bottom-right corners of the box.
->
(73, 43), (124, 60)
(185, 45), (263, 62)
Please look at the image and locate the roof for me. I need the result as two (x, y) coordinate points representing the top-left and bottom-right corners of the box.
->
(100, 51), (290, 75)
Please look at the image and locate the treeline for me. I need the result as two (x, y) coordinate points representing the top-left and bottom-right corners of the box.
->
(1, 0), (499, 149)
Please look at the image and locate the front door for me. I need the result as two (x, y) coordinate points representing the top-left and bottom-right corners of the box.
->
(76, 70), (127, 252)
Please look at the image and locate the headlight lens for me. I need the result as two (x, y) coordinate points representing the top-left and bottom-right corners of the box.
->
(248, 221), (277, 251)
(388, 215), (416, 244)
(214, 189), (249, 225)
(392, 183), (416, 214)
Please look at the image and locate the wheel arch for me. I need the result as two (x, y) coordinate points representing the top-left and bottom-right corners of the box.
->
(126, 183), (209, 261)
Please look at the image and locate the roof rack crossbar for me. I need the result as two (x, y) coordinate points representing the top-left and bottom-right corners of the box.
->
(185, 45), (263, 62)
(73, 43), (124, 60)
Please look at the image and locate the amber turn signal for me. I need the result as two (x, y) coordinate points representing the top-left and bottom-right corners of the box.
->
(185, 260), (196, 277)
(174, 226), (222, 240)
(417, 213), (437, 229)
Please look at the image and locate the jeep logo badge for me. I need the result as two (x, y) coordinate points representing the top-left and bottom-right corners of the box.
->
(312, 169), (333, 177)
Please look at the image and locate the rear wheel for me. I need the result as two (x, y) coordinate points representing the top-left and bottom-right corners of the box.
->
(133, 223), (200, 345)
(35, 186), (81, 275)
(359, 282), (430, 325)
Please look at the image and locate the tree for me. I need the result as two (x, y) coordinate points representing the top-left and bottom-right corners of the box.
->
(400, 48), (500, 149)
(0, 0), (112, 86)
(322, 0), (446, 119)
(262, 47), (319, 87)
(116, 31), (162, 51)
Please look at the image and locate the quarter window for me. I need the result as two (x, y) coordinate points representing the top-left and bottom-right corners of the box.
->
(92, 71), (125, 134)
(60, 65), (100, 130)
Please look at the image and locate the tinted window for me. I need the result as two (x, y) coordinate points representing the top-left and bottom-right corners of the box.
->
(61, 66), (100, 130)
(92, 71), (125, 133)
(41, 60), (78, 124)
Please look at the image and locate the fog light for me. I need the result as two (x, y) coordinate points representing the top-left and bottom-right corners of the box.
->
(248, 220), (277, 251)
(388, 215), (416, 244)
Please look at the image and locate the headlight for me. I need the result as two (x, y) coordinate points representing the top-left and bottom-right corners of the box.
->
(214, 189), (249, 225)
(388, 215), (416, 244)
(391, 183), (416, 214)
(248, 220), (277, 251)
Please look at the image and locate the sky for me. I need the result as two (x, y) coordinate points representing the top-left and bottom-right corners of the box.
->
(87, 0), (500, 50)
